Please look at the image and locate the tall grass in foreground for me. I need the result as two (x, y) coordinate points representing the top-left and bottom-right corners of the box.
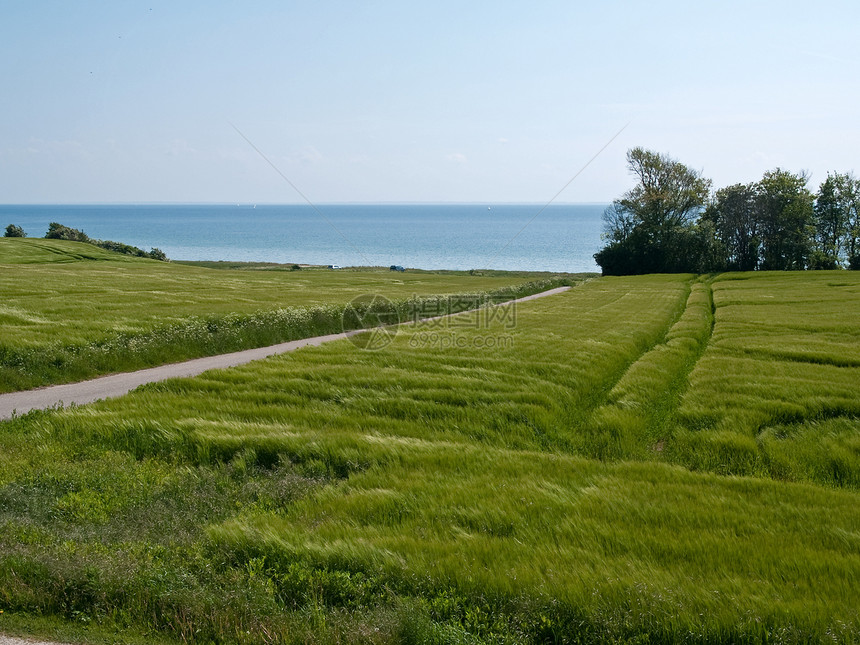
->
(2, 272), (860, 643)
(4, 412), (858, 643)
(213, 445), (860, 643)
(0, 418), (337, 644)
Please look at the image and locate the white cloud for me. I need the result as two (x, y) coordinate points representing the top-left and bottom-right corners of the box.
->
(446, 153), (467, 164)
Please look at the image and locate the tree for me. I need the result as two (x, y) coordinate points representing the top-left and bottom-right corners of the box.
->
(703, 183), (761, 271)
(842, 175), (860, 268)
(813, 173), (846, 268)
(757, 169), (814, 270)
(45, 222), (89, 242)
(596, 147), (712, 275)
(686, 218), (727, 273)
(4, 224), (26, 238)
(814, 172), (860, 269)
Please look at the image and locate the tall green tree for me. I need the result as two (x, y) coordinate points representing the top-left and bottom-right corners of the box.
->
(847, 175), (860, 268)
(595, 148), (712, 275)
(813, 173), (847, 268)
(757, 169), (814, 270)
(814, 172), (860, 269)
(704, 183), (761, 271)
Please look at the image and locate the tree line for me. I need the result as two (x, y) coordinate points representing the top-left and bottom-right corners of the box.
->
(595, 148), (859, 275)
(4, 222), (167, 261)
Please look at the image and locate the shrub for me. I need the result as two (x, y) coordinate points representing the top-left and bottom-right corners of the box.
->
(42, 222), (168, 261)
(4, 224), (26, 237)
(45, 222), (89, 242)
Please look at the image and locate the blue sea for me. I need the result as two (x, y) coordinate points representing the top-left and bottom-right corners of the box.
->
(0, 204), (606, 273)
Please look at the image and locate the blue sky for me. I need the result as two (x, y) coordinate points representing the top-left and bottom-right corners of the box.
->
(1, 1), (857, 203)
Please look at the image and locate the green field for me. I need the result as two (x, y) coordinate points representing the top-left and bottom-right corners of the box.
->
(1, 267), (859, 643)
(0, 238), (571, 392)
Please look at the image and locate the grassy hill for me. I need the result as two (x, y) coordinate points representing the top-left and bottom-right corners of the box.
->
(0, 270), (858, 643)
(0, 238), (573, 392)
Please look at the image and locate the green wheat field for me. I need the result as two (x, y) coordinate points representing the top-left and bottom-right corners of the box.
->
(0, 238), (568, 393)
(1, 239), (859, 644)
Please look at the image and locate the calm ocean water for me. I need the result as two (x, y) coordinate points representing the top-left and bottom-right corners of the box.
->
(0, 204), (605, 273)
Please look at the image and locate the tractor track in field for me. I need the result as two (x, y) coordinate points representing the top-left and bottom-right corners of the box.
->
(579, 277), (717, 447)
(575, 278), (697, 423)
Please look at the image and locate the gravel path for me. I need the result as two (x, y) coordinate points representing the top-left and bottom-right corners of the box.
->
(0, 286), (570, 420)
(0, 637), (69, 645)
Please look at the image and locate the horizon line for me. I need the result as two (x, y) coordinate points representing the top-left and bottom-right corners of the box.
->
(0, 201), (612, 207)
